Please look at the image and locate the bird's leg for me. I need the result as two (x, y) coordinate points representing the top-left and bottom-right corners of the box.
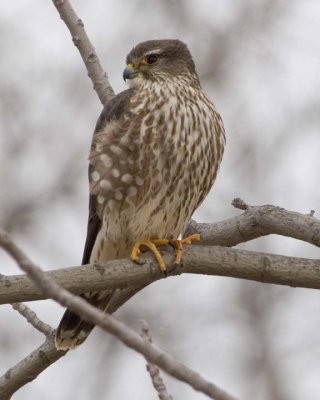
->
(169, 234), (200, 265)
(131, 239), (169, 272)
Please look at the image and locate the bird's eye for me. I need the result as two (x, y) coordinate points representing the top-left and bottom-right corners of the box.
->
(146, 54), (159, 64)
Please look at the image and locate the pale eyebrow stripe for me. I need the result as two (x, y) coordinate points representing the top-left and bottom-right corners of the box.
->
(144, 48), (162, 55)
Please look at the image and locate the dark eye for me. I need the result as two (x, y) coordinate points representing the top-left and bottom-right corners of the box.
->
(146, 54), (159, 64)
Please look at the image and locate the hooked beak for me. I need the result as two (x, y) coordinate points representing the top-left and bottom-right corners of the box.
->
(123, 65), (136, 81)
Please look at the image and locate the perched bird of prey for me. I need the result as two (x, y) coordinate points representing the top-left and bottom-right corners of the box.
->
(55, 39), (225, 350)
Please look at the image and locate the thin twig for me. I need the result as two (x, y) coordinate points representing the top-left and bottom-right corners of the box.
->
(231, 197), (249, 210)
(0, 229), (237, 400)
(11, 303), (53, 336)
(140, 320), (173, 400)
(51, 0), (114, 105)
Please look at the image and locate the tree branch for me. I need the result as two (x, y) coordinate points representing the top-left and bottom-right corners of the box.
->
(184, 200), (320, 247)
(11, 303), (53, 336)
(1, 199), (319, 398)
(1, 245), (319, 306)
(0, 229), (237, 400)
(140, 320), (173, 400)
(51, 0), (114, 105)
(0, 335), (66, 400)
(0, 285), (146, 399)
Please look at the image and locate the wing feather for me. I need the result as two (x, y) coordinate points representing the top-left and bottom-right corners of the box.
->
(81, 89), (133, 265)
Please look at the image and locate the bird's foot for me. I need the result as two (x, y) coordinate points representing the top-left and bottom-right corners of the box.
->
(131, 239), (169, 272)
(130, 234), (200, 273)
(169, 234), (200, 265)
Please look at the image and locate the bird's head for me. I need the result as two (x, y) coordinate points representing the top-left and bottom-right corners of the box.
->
(123, 39), (199, 86)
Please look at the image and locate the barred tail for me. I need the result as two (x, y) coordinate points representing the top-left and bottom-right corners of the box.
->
(55, 290), (115, 350)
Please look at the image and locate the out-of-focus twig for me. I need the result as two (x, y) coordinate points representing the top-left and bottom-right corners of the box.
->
(51, 0), (114, 105)
(140, 320), (173, 400)
(11, 303), (53, 336)
(0, 229), (237, 400)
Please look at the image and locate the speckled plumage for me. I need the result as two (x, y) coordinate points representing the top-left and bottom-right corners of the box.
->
(55, 39), (225, 350)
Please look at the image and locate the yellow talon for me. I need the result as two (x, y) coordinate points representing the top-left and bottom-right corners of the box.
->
(131, 239), (168, 272)
(181, 233), (200, 245)
(170, 234), (200, 265)
(130, 234), (200, 272)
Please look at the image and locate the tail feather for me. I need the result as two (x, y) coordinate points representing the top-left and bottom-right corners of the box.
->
(55, 290), (115, 350)
(55, 234), (131, 350)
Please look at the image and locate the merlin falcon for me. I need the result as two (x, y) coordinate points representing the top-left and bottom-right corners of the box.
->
(55, 39), (225, 350)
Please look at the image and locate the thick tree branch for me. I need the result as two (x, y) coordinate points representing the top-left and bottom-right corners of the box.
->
(2, 202), (320, 305)
(1, 245), (319, 306)
(51, 0), (114, 105)
(184, 200), (320, 247)
(0, 230), (237, 400)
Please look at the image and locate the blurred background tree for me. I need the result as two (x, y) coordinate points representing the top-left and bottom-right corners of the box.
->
(1, 1), (320, 399)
